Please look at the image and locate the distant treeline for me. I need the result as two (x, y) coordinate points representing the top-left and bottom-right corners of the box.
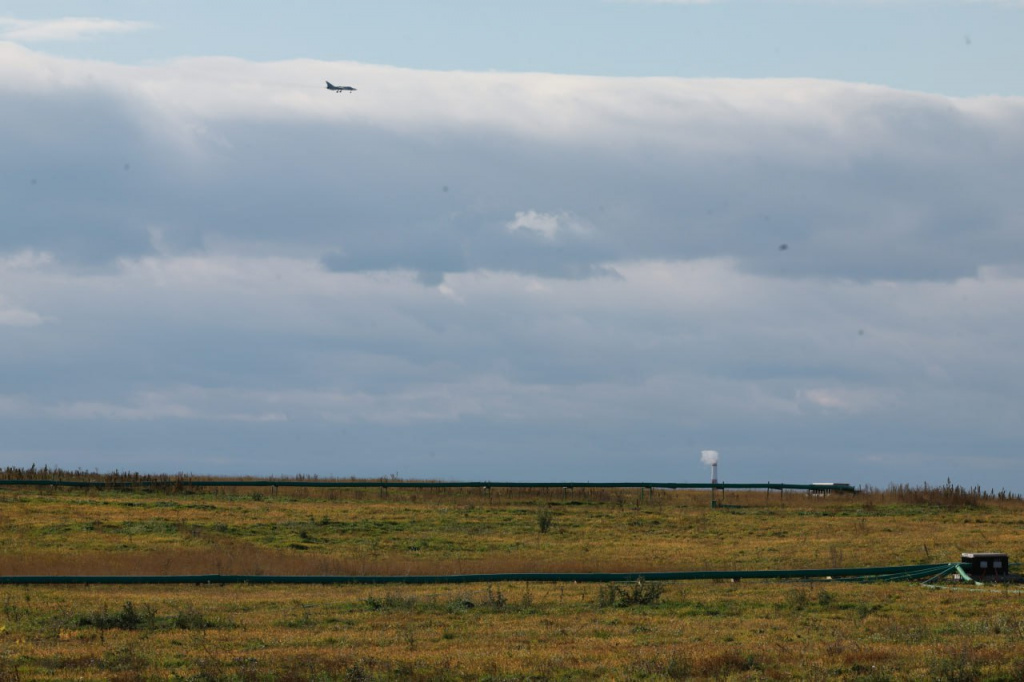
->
(860, 479), (1022, 507)
(0, 465), (401, 487)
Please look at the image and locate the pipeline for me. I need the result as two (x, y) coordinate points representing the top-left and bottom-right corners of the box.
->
(0, 475), (860, 491)
(0, 562), (959, 585)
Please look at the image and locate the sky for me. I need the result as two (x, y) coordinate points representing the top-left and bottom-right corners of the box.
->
(2, 2), (1024, 489)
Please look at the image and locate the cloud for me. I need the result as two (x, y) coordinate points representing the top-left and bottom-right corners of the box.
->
(612, 0), (1023, 4)
(51, 399), (287, 423)
(0, 252), (48, 324)
(4, 247), (1024, 483)
(797, 387), (897, 413)
(506, 211), (590, 241)
(613, 0), (720, 4)
(0, 250), (53, 270)
(4, 42), (1023, 283)
(0, 17), (152, 42)
(0, 305), (43, 327)
(4, 45), (1024, 486)
(0, 392), (286, 423)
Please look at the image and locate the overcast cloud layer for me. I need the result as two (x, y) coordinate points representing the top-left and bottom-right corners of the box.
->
(3, 41), (1024, 489)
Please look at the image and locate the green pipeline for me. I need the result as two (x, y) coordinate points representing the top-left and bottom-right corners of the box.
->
(0, 563), (959, 585)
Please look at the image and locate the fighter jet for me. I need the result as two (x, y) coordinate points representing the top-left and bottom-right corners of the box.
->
(326, 81), (356, 93)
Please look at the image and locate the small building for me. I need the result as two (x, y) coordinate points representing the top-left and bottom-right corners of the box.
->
(960, 552), (1009, 579)
(809, 483), (854, 496)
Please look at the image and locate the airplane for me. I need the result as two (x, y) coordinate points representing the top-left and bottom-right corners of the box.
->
(326, 81), (356, 93)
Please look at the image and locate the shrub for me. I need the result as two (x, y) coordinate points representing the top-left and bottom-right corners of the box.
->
(363, 593), (418, 611)
(174, 604), (214, 630)
(520, 584), (534, 610)
(781, 588), (809, 611)
(598, 579), (666, 607)
(78, 601), (155, 630)
(445, 595), (476, 614)
(484, 585), (507, 610)
(536, 507), (554, 533)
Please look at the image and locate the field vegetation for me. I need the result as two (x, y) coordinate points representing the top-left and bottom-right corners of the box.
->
(2, 470), (1024, 679)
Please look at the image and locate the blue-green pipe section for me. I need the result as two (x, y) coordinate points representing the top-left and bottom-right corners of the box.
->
(0, 563), (957, 585)
(0, 479), (857, 493)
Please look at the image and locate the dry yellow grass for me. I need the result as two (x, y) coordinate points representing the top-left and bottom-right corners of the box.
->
(0, 485), (1019, 576)
(1, 482), (1023, 678)
(3, 580), (1024, 680)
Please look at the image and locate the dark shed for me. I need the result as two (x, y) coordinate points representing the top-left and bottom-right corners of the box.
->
(960, 552), (1009, 579)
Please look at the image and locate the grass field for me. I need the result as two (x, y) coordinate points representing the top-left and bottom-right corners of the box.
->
(2, 478), (1023, 679)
